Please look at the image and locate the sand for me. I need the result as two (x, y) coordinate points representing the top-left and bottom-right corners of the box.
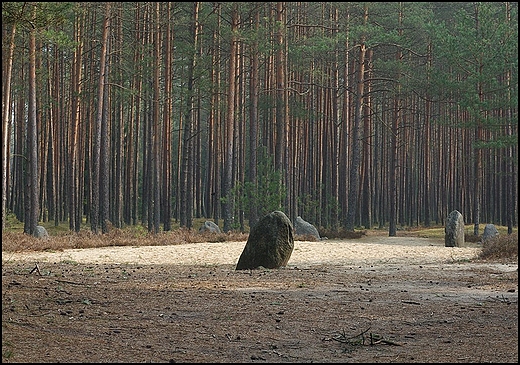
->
(2, 236), (485, 268)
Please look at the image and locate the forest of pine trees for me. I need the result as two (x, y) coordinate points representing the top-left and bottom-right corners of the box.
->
(1, 2), (518, 236)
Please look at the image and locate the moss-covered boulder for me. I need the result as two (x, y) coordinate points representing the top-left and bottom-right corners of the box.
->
(235, 211), (294, 270)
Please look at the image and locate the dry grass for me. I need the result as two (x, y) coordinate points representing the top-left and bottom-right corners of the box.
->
(317, 227), (367, 239)
(294, 233), (320, 241)
(465, 233), (482, 243)
(1, 227), (249, 253)
(478, 232), (519, 261)
(2, 228), (356, 253)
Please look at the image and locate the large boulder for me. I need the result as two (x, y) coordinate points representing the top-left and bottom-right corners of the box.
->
(235, 211), (294, 270)
(33, 225), (49, 240)
(482, 223), (499, 243)
(445, 210), (464, 247)
(198, 221), (221, 234)
(294, 216), (320, 240)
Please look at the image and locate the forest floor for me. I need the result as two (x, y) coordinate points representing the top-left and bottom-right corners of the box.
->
(2, 232), (518, 363)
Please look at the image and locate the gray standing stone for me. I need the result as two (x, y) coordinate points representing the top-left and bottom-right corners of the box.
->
(294, 216), (320, 240)
(445, 210), (464, 247)
(482, 223), (499, 242)
(34, 225), (49, 240)
(198, 221), (221, 234)
(235, 210), (294, 270)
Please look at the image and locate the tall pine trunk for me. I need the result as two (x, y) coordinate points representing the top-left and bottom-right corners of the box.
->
(2, 23), (16, 230)
(180, 2), (199, 229)
(24, 5), (39, 235)
(345, 5), (368, 232)
(248, 7), (260, 228)
(91, 3), (110, 234)
(223, 3), (238, 232)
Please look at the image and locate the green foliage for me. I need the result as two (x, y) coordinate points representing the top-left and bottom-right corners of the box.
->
(418, 1), (519, 185)
(2, 2), (24, 24)
(126, 224), (149, 238)
(290, 33), (340, 62)
(2, 340), (13, 360)
(474, 134), (518, 149)
(33, 2), (74, 28)
(3, 211), (24, 231)
(40, 28), (76, 49)
(428, 2), (518, 131)
(231, 148), (286, 221)
(2, 2), (74, 29)
(297, 193), (320, 222)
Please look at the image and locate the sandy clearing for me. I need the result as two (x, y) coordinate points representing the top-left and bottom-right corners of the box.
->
(1, 236), (487, 268)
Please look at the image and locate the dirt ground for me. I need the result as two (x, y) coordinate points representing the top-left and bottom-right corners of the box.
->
(2, 235), (518, 363)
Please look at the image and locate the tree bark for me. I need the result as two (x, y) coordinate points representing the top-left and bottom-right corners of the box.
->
(91, 2), (110, 234)
(223, 3), (238, 232)
(162, 2), (174, 231)
(24, 4), (40, 235)
(388, 4), (403, 237)
(180, 2), (199, 229)
(345, 5), (368, 232)
(274, 1), (287, 203)
(248, 7), (260, 228)
(2, 23), (16, 230)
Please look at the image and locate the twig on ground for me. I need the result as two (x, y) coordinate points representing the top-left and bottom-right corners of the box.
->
(401, 300), (421, 305)
(332, 327), (402, 347)
(55, 279), (84, 285)
(332, 327), (371, 345)
(29, 263), (42, 276)
(485, 295), (512, 304)
(370, 332), (402, 346)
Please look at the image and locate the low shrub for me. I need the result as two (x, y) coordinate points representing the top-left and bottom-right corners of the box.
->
(478, 233), (518, 261)
(317, 227), (367, 239)
(294, 233), (319, 242)
(464, 233), (481, 243)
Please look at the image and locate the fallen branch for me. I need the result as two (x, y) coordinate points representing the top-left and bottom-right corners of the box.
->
(332, 327), (371, 345)
(332, 328), (402, 347)
(370, 333), (402, 346)
(401, 300), (421, 305)
(55, 279), (84, 286)
(29, 263), (42, 276)
(485, 295), (512, 304)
